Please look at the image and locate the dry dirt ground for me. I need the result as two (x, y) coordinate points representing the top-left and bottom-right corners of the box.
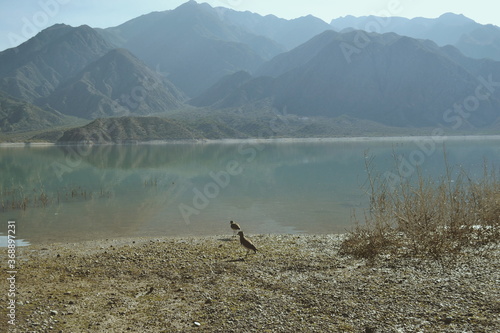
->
(1, 234), (499, 332)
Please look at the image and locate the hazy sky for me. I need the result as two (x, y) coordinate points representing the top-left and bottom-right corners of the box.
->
(1, 0), (499, 51)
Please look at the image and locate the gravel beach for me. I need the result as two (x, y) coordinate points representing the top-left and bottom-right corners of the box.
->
(2, 234), (499, 332)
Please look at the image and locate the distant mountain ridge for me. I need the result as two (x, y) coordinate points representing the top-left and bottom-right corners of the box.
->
(193, 30), (500, 127)
(330, 13), (500, 61)
(1, 1), (500, 140)
(213, 7), (333, 50)
(331, 13), (477, 45)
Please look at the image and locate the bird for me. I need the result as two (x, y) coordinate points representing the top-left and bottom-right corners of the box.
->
(237, 231), (257, 256)
(230, 220), (241, 236)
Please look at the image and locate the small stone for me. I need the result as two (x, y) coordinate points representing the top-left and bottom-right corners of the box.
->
(194, 321), (201, 327)
(50, 310), (58, 316)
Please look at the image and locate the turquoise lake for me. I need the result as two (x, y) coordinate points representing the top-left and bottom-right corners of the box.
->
(1, 137), (499, 245)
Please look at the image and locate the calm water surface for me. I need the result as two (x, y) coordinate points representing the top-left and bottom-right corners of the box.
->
(1, 137), (499, 245)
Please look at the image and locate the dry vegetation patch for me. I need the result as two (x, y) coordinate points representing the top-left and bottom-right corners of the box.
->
(341, 153), (500, 260)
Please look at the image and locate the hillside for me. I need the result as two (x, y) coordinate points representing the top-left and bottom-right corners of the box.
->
(57, 117), (199, 143)
(44, 48), (185, 119)
(53, 110), (423, 144)
(0, 24), (115, 103)
(0, 92), (70, 133)
(189, 71), (253, 107)
(193, 31), (500, 128)
(100, 1), (283, 97)
(456, 25), (500, 60)
(56, 116), (258, 143)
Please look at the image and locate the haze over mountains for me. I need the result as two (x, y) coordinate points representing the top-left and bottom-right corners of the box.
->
(199, 30), (500, 128)
(1, 0), (499, 142)
(331, 13), (500, 61)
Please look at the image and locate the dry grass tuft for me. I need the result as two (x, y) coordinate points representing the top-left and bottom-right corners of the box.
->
(340, 151), (500, 260)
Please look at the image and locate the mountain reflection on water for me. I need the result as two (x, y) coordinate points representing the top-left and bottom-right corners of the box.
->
(0, 138), (499, 245)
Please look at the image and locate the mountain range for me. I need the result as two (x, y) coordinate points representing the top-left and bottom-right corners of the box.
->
(196, 30), (500, 127)
(331, 13), (500, 61)
(0, 1), (499, 142)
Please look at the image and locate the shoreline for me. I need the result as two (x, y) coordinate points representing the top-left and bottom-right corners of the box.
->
(0, 231), (329, 248)
(10, 233), (499, 332)
(2, 134), (500, 147)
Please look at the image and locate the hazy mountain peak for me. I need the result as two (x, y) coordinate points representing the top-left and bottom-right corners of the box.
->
(99, 1), (287, 97)
(174, 0), (216, 16)
(39, 23), (73, 35)
(2, 23), (73, 56)
(0, 23), (115, 102)
(214, 6), (332, 51)
(438, 12), (476, 24)
(329, 11), (499, 59)
(31, 23), (113, 51)
(295, 14), (323, 21)
(180, 0), (198, 7)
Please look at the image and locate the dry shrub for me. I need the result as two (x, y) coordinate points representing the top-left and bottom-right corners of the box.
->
(340, 213), (394, 260)
(340, 151), (500, 260)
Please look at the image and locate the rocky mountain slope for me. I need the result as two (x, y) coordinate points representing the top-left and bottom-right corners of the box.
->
(1, 1), (500, 139)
